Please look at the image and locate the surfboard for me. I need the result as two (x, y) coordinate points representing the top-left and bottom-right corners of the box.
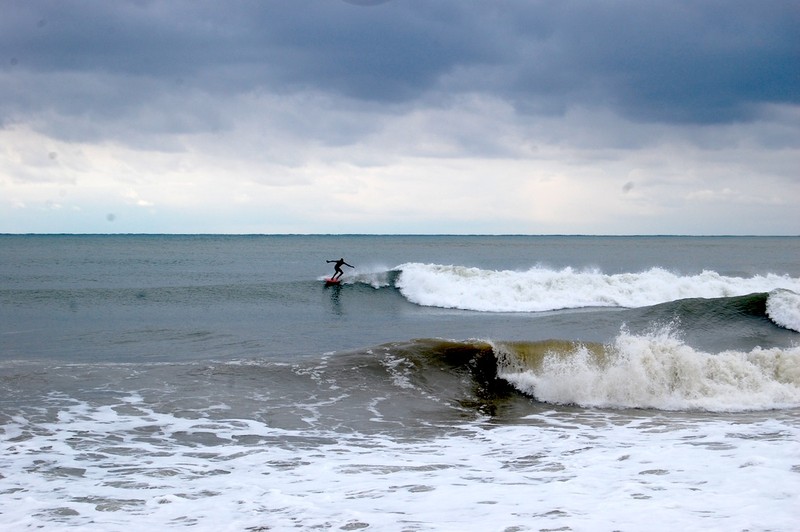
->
(324, 277), (341, 286)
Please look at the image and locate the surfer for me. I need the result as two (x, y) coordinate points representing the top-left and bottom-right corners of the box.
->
(327, 258), (354, 280)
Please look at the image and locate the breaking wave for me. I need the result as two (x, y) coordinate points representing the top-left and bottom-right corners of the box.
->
(489, 327), (800, 411)
(384, 331), (800, 413)
(380, 263), (800, 332)
(766, 289), (800, 332)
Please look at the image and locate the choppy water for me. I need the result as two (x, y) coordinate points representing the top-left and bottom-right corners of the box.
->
(1, 235), (799, 530)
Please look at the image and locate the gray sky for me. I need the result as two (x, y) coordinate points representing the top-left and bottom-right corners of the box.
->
(2, 0), (798, 234)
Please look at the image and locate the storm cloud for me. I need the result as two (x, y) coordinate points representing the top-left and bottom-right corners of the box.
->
(1, 1), (798, 234)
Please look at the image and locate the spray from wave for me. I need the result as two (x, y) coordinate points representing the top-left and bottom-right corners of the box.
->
(319, 264), (396, 288)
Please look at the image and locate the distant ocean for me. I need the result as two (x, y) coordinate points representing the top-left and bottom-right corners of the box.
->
(2, 235), (799, 530)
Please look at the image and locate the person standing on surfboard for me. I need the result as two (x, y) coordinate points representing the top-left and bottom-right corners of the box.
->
(327, 258), (354, 281)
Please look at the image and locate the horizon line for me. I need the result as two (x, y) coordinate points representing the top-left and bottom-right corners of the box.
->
(2, 233), (798, 238)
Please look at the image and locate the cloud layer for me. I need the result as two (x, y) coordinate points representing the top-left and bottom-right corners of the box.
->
(1, 0), (798, 234)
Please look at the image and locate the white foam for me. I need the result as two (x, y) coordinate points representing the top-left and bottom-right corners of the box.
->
(767, 289), (800, 332)
(497, 327), (800, 411)
(395, 263), (800, 312)
(2, 396), (798, 531)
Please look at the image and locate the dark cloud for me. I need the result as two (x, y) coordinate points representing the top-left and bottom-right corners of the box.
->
(1, 0), (797, 133)
(557, 2), (800, 123)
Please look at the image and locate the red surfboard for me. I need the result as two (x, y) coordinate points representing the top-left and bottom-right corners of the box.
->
(324, 277), (341, 286)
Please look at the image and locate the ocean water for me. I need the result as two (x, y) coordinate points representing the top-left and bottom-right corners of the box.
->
(1, 234), (799, 531)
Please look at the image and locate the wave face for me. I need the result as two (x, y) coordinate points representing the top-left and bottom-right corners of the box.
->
(491, 328), (800, 412)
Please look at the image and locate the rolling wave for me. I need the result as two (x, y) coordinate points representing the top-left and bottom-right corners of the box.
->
(491, 327), (800, 412)
(392, 263), (800, 311)
(349, 263), (800, 332)
(377, 332), (800, 413)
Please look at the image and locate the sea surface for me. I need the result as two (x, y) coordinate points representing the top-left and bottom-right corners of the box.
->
(1, 234), (799, 531)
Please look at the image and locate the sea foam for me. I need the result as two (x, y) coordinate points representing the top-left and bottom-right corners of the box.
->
(3, 389), (799, 531)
